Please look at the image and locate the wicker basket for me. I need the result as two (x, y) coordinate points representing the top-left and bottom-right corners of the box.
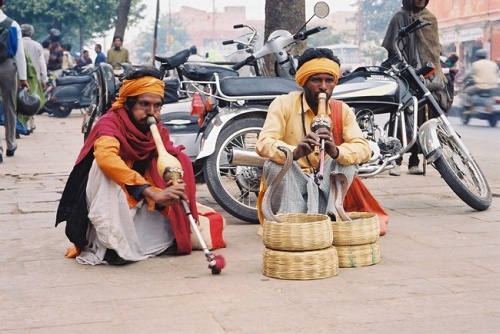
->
(262, 246), (338, 280)
(332, 212), (380, 246)
(263, 213), (333, 251)
(336, 241), (381, 268)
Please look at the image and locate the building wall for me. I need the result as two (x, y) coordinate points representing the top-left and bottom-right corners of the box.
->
(173, 6), (264, 59)
(427, 0), (500, 69)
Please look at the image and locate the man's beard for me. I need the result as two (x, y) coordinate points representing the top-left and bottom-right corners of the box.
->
(127, 109), (151, 133)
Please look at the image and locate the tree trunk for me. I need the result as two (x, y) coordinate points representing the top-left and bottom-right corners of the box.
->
(264, 0), (306, 76)
(113, 0), (132, 47)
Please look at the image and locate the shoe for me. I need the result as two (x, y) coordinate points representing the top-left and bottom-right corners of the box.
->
(389, 165), (401, 176)
(6, 147), (16, 157)
(0, 154), (3, 163)
(103, 249), (132, 266)
(408, 166), (424, 175)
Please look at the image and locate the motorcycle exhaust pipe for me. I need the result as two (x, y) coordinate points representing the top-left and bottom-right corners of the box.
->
(227, 148), (267, 167)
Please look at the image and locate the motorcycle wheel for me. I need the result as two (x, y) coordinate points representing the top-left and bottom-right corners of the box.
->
(203, 117), (265, 223)
(433, 123), (491, 211)
(460, 113), (470, 125)
(488, 116), (497, 127)
(52, 105), (72, 118)
(83, 71), (105, 141)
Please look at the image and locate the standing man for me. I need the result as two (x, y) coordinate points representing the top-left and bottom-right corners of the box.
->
(56, 67), (198, 265)
(382, 0), (447, 175)
(94, 43), (106, 66)
(106, 35), (129, 69)
(0, 0), (29, 163)
(21, 23), (47, 132)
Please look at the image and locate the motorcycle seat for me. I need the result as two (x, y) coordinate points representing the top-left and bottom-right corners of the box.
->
(56, 75), (92, 86)
(181, 63), (238, 81)
(156, 49), (191, 70)
(219, 77), (301, 97)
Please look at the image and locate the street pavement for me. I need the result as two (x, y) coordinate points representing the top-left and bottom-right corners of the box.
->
(1, 112), (499, 333)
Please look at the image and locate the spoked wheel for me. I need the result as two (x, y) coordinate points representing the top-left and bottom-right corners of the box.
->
(203, 117), (265, 223)
(433, 123), (491, 211)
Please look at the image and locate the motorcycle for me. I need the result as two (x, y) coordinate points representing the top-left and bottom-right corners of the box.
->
(202, 16), (492, 223)
(83, 33), (260, 142)
(186, 2), (330, 222)
(456, 80), (500, 127)
(44, 65), (99, 118)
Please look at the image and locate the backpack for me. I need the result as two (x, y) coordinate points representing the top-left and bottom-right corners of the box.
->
(0, 18), (13, 63)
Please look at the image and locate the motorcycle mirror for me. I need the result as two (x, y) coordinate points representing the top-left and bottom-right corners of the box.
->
(295, 2), (330, 37)
(314, 1), (329, 19)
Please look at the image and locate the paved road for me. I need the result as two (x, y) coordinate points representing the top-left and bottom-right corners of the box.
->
(1, 112), (499, 333)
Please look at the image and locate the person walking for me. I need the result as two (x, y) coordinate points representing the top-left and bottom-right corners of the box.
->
(20, 23), (47, 133)
(382, 0), (447, 176)
(106, 35), (129, 69)
(55, 67), (199, 265)
(0, 0), (29, 163)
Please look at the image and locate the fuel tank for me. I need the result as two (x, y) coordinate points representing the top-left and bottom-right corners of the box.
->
(333, 69), (403, 114)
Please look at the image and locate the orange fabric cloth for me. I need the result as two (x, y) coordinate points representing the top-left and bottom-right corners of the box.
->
(295, 58), (340, 87)
(111, 76), (165, 109)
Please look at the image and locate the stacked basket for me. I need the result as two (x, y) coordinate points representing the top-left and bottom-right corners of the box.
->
(262, 213), (338, 280)
(332, 212), (381, 268)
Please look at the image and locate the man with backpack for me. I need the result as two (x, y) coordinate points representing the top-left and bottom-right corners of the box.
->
(0, 0), (29, 163)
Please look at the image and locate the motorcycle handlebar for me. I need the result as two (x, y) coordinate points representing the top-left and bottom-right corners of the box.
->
(398, 17), (424, 37)
(222, 40), (234, 45)
(232, 55), (255, 71)
(233, 24), (244, 29)
(294, 26), (326, 40)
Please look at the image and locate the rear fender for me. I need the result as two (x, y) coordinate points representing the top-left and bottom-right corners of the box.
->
(196, 106), (267, 160)
(51, 85), (84, 104)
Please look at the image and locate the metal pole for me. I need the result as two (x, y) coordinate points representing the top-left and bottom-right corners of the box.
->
(152, 0), (160, 61)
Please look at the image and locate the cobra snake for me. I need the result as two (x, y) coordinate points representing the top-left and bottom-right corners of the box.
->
(262, 146), (352, 223)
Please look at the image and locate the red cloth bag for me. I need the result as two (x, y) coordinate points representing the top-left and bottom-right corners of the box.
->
(330, 100), (388, 236)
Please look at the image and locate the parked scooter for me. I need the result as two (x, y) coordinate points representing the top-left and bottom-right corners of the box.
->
(456, 80), (500, 127)
(201, 17), (492, 223)
(44, 65), (99, 118)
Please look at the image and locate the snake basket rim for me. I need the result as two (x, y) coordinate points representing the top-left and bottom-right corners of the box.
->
(263, 213), (333, 251)
(332, 212), (380, 246)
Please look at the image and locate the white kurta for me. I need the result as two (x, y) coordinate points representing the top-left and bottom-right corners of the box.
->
(76, 161), (175, 265)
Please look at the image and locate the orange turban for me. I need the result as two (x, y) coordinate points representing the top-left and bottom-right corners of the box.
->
(112, 76), (165, 109)
(295, 58), (340, 87)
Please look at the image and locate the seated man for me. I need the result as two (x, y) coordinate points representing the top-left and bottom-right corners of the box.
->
(56, 67), (198, 265)
(255, 48), (375, 224)
(463, 48), (499, 105)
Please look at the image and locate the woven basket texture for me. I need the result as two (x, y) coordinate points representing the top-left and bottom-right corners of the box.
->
(332, 212), (380, 246)
(263, 213), (333, 251)
(336, 241), (381, 268)
(262, 246), (338, 280)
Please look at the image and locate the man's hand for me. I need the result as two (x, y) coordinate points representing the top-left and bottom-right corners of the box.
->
(143, 180), (187, 206)
(293, 128), (338, 160)
(19, 80), (29, 90)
